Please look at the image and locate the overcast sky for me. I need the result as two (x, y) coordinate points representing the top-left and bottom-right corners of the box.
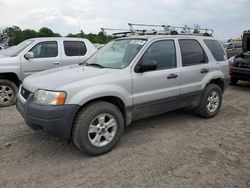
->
(0, 0), (249, 39)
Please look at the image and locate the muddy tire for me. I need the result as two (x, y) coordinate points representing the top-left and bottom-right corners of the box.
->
(0, 79), (18, 108)
(196, 84), (222, 118)
(72, 101), (124, 156)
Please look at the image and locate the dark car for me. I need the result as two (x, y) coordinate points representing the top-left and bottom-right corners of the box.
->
(229, 30), (250, 85)
(226, 41), (242, 58)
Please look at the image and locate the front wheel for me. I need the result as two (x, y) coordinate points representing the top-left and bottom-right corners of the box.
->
(0, 79), (18, 108)
(196, 84), (222, 118)
(72, 101), (124, 156)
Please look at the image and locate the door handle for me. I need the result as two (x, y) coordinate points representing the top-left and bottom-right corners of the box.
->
(53, 61), (60, 66)
(167, 74), (178, 79)
(200, 68), (209, 74)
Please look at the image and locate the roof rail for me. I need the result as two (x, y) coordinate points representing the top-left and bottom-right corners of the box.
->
(128, 23), (213, 36)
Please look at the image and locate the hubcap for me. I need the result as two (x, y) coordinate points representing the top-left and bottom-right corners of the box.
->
(0, 85), (14, 104)
(88, 113), (117, 147)
(207, 91), (219, 113)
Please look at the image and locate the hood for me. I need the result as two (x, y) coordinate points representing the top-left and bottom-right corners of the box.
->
(23, 65), (117, 92)
(242, 31), (250, 52)
(0, 55), (18, 66)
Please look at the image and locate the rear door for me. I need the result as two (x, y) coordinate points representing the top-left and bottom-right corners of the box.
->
(21, 40), (61, 78)
(61, 41), (88, 66)
(132, 39), (181, 120)
(178, 39), (211, 105)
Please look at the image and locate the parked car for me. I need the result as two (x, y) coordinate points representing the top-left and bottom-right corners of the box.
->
(225, 40), (242, 58)
(16, 35), (230, 156)
(0, 37), (97, 107)
(229, 30), (250, 85)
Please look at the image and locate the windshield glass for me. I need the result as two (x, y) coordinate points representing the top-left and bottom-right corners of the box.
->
(1, 40), (34, 57)
(86, 39), (146, 69)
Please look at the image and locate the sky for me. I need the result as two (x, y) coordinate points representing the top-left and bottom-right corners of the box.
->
(0, 0), (249, 39)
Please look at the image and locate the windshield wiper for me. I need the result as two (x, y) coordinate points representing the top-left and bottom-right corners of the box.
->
(85, 63), (105, 68)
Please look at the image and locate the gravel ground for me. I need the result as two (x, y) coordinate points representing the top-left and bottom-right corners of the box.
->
(0, 83), (250, 188)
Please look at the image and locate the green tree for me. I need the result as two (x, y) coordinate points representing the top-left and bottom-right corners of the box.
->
(38, 27), (56, 37)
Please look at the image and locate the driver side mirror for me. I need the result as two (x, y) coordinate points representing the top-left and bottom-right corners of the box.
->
(24, 52), (34, 60)
(135, 60), (158, 73)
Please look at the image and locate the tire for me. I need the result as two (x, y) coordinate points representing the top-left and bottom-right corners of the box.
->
(0, 79), (18, 108)
(195, 84), (222, 118)
(230, 78), (238, 85)
(72, 101), (124, 156)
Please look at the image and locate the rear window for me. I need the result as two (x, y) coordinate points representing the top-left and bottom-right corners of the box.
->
(204, 40), (226, 61)
(63, 41), (87, 56)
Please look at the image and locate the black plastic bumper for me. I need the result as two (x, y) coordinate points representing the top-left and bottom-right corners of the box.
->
(16, 94), (80, 140)
(231, 67), (250, 81)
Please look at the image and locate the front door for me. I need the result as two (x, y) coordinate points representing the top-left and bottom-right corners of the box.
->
(21, 41), (61, 78)
(131, 40), (181, 120)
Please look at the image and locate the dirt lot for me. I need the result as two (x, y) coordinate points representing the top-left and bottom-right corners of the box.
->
(0, 83), (250, 188)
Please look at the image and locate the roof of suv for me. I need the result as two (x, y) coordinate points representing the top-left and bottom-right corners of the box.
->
(25, 37), (90, 42)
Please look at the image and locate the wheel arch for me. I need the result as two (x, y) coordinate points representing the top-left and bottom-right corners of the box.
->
(0, 72), (21, 87)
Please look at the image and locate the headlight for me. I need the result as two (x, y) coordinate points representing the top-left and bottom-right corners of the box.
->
(34, 90), (67, 105)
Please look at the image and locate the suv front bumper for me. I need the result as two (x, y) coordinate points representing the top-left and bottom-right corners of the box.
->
(16, 93), (80, 140)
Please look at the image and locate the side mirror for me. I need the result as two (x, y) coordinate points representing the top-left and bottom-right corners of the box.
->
(24, 52), (34, 60)
(135, 60), (158, 73)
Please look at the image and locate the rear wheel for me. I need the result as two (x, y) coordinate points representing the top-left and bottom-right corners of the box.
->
(0, 79), (18, 108)
(230, 78), (238, 85)
(72, 101), (124, 156)
(196, 84), (222, 118)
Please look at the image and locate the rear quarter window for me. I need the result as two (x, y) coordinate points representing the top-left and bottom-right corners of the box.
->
(63, 41), (87, 56)
(204, 39), (227, 61)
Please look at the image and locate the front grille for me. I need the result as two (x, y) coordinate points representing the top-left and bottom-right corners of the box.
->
(20, 86), (32, 100)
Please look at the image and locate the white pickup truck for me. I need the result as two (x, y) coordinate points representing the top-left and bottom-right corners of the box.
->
(0, 37), (97, 107)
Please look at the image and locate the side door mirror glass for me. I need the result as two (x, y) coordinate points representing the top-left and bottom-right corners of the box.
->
(24, 52), (34, 60)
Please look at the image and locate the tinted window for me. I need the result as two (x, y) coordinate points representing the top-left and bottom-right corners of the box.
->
(204, 39), (226, 61)
(64, 41), (87, 56)
(234, 43), (242, 49)
(179, 39), (208, 66)
(30, 41), (58, 58)
(141, 40), (176, 70)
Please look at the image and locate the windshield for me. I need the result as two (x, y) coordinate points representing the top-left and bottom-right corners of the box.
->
(86, 39), (146, 69)
(1, 40), (34, 57)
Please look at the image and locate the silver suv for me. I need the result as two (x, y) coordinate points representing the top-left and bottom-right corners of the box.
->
(16, 35), (230, 156)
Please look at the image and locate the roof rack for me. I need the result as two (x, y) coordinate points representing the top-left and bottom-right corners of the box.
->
(101, 23), (214, 37)
(128, 23), (213, 36)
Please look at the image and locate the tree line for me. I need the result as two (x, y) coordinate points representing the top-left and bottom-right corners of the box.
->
(0, 26), (115, 46)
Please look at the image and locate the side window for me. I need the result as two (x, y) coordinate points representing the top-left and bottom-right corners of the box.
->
(179, 39), (208, 66)
(204, 39), (227, 61)
(234, 43), (242, 49)
(141, 40), (176, 70)
(29, 41), (58, 58)
(64, 41), (87, 56)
